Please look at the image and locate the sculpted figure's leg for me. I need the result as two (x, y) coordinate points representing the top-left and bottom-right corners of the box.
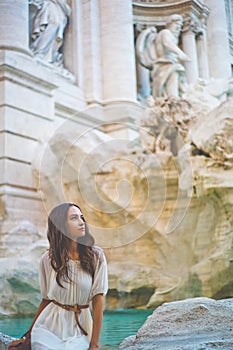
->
(165, 72), (179, 98)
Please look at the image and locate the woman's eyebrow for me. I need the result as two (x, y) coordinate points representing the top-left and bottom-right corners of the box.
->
(69, 213), (83, 217)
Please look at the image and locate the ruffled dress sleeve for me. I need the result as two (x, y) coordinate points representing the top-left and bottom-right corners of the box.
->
(39, 251), (51, 300)
(89, 247), (108, 301)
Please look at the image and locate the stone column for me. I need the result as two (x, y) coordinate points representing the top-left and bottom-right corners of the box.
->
(181, 16), (199, 84)
(196, 7), (210, 80)
(205, 0), (231, 79)
(82, 0), (102, 104)
(99, 0), (137, 103)
(0, 0), (30, 55)
(196, 30), (209, 80)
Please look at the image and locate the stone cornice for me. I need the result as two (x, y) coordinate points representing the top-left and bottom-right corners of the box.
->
(132, 0), (209, 26)
(133, 0), (203, 8)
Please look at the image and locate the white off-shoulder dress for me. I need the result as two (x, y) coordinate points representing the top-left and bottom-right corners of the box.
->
(31, 246), (108, 350)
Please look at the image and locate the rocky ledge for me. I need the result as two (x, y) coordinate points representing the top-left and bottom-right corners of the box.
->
(119, 297), (233, 350)
(0, 333), (14, 350)
(1, 297), (233, 350)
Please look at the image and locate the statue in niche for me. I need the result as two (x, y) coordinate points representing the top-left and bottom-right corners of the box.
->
(136, 14), (190, 98)
(29, 0), (71, 65)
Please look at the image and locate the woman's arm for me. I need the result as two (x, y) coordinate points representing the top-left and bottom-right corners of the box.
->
(27, 298), (51, 334)
(8, 298), (51, 348)
(89, 293), (104, 350)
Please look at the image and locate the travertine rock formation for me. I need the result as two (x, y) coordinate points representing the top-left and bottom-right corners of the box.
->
(190, 96), (233, 168)
(1, 94), (233, 315)
(119, 297), (233, 350)
(33, 99), (233, 310)
(0, 226), (47, 316)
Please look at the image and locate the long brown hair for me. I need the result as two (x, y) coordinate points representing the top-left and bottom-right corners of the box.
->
(47, 203), (96, 287)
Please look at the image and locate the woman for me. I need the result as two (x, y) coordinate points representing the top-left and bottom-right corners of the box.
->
(11, 203), (108, 350)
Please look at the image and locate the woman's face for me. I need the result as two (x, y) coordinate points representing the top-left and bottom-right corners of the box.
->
(66, 206), (86, 240)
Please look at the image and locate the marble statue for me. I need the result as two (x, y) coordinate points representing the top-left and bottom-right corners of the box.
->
(136, 14), (190, 98)
(30, 0), (71, 64)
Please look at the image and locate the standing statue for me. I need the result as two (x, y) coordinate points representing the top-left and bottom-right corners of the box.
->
(136, 14), (190, 98)
(30, 0), (71, 65)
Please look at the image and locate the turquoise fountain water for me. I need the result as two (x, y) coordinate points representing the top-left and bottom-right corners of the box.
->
(0, 309), (153, 349)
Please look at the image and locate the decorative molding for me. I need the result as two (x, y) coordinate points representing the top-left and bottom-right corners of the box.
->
(133, 0), (178, 4)
(182, 14), (202, 35)
(133, 0), (205, 9)
(28, 0), (43, 9)
(199, 5), (209, 29)
(133, 0), (197, 5)
(132, 0), (209, 27)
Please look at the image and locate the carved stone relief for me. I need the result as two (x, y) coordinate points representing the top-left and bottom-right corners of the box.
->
(29, 0), (71, 65)
(136, 14), (190, 99)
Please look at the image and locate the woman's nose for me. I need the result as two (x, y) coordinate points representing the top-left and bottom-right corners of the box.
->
(78, 217), (84, 224)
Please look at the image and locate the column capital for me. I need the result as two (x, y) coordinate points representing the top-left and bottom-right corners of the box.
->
(200, 5), (210, 30)
(182, 14), (202, 36)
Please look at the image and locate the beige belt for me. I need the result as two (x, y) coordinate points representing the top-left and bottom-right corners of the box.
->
(52, 299), (89, 335)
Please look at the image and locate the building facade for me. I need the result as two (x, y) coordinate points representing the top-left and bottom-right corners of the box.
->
(0, 0), (232, 246)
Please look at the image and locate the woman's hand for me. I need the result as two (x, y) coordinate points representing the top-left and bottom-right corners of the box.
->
(88, 345), (99, 350)
(8, 334), (30, 349)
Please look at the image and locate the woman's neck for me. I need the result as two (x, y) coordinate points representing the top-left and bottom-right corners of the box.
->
(67, 240), (79, 260)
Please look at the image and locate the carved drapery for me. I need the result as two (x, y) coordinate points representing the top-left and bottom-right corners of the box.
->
(29, 0), (71, 66)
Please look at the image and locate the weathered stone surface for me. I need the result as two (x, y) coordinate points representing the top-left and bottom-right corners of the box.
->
(119, 297), (233, 349)
(0, 332), (13, 350)
(190, 97), (233, 168)
(34, 111), (233, 310)
(1, 220), (40, 254)
(1, 78), (233, 314)
(0, 239), (47, 316)
(0, 0), (233, 322)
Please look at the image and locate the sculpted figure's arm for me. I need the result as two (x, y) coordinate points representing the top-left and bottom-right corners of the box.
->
(160, 30), (190, 62)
